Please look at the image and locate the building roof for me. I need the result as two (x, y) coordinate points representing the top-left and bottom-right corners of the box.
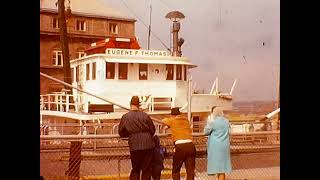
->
(40, 0), (135, 21)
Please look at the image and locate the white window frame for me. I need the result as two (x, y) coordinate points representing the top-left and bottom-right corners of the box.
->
(76, 20), (86, 31)
(52, 50), (63, 66)
(139, 64), (148, 80)
(92, 62), (96, 80)
(118, 63), (128, 80)
(86, 63), (90, 81)
(76, 51), (86, 58)
(109, 23), (119, 34)
(106, 62), (116, 79)
(176, 64), (182, 80)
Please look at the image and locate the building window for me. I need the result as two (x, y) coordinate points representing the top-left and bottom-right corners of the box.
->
(176, 65), (182, 80)
(53, 17), (59, 29)
(92, 62), (96, 80)
(109, 23), (118, 34)
(118, 63), (128, 80)
(52, 50), (63, 66)
(76, 51), (86, 58)
(76, 20), (86, 31)
(86, 64), (90, 80)
(184, 65), (187, 81)
(139, 64), (148, 80)
(166, 64), (174, 80)
(106, 62), (115, 79)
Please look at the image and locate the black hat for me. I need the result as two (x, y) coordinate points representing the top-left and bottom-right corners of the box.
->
(171, 107), (180, 115)
(130, 96), (140, 106)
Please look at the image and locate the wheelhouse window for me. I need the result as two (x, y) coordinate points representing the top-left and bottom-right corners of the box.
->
(53, 17), (59, 29)
(52, 50), (63, 66)
(118, 63), (128, 80)
(106, 62), (115, 79)
(71, 67), (74, 82)
(92, 62), (96, 80)
(76, 51), (86, 58)
(184, 65), (187, 81)
(76, 20), (86, 31)
(176, 65), (182, 80)
(109, 23), (118, 34)
(76, 66), (79, 82)
(139, 64), (148, 80)
(86, 64), (90, 80)
(166, 64), (174, 80)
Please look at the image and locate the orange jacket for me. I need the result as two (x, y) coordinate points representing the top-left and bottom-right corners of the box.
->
(163, 115), (192, 142)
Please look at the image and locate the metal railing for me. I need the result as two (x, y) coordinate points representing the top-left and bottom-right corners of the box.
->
(40, 93), (175, 115)
(40, 93), (85, 113)
(40, 120), (276, 138)
(40, 122), (167, 136)
(40, 131), (280, 180)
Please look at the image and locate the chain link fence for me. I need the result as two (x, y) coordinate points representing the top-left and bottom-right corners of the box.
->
(40, 131), (279, 180)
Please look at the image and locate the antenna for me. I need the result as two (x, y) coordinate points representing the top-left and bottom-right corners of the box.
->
(229, 79), (237, 95)
(147, 0), (152, 50)
(209, 78), (217, 94)
(216, 77), (219, 93)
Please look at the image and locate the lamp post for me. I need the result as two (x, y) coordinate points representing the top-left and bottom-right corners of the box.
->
(58, 0), (72, 92)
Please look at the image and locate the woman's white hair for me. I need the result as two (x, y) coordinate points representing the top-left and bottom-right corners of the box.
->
(212, 107), (224, 117)
(207, 107), (225, 122)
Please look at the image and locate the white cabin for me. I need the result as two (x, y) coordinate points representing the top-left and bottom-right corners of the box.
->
(71, 48), (207, 111)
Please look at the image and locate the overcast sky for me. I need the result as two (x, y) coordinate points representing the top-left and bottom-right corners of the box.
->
(100, 0), (280, 102)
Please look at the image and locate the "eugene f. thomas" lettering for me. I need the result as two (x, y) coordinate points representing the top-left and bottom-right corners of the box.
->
(106, 49), (169, 57)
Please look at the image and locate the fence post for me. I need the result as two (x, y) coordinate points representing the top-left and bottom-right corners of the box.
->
(118, 158), (121, 180)
(94, 125), (97, 151)
(65, 141), (82, 180)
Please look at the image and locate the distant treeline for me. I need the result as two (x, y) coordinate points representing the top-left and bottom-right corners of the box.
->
(230, 101), (278, 115)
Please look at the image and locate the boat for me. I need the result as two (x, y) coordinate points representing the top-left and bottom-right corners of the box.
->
(40, 10), (235, 136)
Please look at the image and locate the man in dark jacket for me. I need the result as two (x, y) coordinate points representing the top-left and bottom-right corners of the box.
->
(119, 96), (156, 180)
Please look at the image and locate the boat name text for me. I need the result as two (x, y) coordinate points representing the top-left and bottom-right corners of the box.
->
(106, 49), (170, 57)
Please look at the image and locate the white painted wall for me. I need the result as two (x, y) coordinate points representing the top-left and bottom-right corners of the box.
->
(148, 64), (166, 80)
(82, 80), (187, 108)
(191, 94), (233, 112)
(69, 55), (232, 113)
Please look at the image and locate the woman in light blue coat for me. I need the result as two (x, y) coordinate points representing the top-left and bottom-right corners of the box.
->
(204, 107), (232, 180)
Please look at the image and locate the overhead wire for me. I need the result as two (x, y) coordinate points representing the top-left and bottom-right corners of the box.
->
(120, 0), (170, 51)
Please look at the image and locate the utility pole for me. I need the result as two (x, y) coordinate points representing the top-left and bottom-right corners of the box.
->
(58, 0), (72, 92)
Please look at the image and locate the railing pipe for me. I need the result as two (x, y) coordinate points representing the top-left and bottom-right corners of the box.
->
(40, 72), (165, 125)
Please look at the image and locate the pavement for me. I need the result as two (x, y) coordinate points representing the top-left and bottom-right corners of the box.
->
(42, 167), (279, 180)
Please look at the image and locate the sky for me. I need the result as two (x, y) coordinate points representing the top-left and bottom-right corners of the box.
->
(100, 0), (280, 102)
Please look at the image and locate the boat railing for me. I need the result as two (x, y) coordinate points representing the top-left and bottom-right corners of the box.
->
(146, 96), (174, 112)
(40, 121), (168, 136)
(40, 93), (86, 113)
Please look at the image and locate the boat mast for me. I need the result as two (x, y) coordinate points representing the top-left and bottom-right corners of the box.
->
(147, 0), (152, 50)
(58, 0), (72, 92)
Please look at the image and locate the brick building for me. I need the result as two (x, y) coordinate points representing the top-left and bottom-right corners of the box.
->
(40, 0), (136, 94)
